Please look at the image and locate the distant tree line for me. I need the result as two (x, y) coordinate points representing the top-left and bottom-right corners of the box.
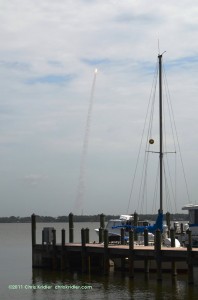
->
(0, 213), (188, 223)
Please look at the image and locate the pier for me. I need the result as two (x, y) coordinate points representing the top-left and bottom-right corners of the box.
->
(31, 214), (198, 284)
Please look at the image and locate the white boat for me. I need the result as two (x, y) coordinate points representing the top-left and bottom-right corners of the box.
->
(95, 214), (134, 242)
(95, 214), (157, 243)
(182, 204), (198, 247)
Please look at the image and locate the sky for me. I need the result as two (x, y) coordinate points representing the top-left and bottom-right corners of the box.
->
(1, 0), (198, 217)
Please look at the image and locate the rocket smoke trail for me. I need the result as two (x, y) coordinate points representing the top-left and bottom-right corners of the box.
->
(74, 69), (98, 214)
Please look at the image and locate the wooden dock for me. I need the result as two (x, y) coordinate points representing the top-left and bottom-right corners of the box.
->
(31, 214), (198, 284)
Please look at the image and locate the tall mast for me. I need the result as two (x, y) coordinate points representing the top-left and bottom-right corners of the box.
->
(158, 54), (163, 213)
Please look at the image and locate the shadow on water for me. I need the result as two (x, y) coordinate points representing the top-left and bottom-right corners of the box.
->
(31, 268), (198, 300)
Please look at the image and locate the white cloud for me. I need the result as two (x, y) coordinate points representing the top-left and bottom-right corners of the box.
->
(0, 0), (198, 216)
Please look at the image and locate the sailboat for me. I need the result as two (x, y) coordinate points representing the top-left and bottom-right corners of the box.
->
(112, 53), (165, 236)
(95, 54), (167, 243)
(96, 53), (188, 247)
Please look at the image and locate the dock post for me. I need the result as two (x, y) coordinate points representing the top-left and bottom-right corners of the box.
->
(166, 212), (171, 237)
(155, 229), (162, 281)
(170, 228), (177, 276)
(187, 229), (194, 284)
(144, 228), (149, 274)
(69, 213), (74, 243)
(62, 229), (65, 247)
(104, 229), (109, 275)
(85, 228), (89, 244)
(144, 228), (148, 246)
(120, 228), (125, 270)
(99, 227), (104, 243)
(42, 229), (44, 246)
(31, 214), (36, 247)
(134, 212), (138, 241)
(170, 228), (175, 247)
(121, 228), (125, 245)
(52, 229), (57, 269)
(81, 228), (87, 273)
(180, 223), (184, 234)
(100, 213), (105, 229)
(129, 230), (134, 278)
(52, 229), (56, 247)
(61, 229), (66, 270)
(187, 229), (192, 251)
(31, 214), (36, 267)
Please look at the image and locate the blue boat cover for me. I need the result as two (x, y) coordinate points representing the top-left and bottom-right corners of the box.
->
(112, 210), (163, 233)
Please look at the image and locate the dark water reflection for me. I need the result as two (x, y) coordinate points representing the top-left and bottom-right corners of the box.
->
(31, 268), (197, 300)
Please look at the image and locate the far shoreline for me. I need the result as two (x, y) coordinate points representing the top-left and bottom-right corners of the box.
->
(0, 213), (188, 223)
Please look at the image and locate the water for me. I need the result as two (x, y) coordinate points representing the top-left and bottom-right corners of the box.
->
(0, 222), (197, 299)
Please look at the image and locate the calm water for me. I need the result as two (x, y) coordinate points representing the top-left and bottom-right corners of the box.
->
(0, 222), (197, 300)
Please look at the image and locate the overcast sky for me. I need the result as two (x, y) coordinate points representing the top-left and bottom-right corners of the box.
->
(0, 0), (198, 217)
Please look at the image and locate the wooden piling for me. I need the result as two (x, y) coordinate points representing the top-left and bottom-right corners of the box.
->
(69, 213), (74, 243)
(180, 223), (184, 234)
(166, 212), (171, 237)
(61, 229), (66, 270)
(121, 228), (125, 245)
(81, 228), (86, 247)
(134, 212), (138, 241)
(155, 229), (162, 281)
(31, 214), (36, 267)
(99, 227), (104, 243)
(42, 229), (44, 246)
(187, 230), (194, 284)
(170, 228), (175, 247)
(170, 228), (177, 276)
(187, 229), (192, 251)
(61, 229), (65, 247)
(52, 229), (57, 269)
(144, 228), (149, 274)
(31, 214), (36, 248)
(52, 229), (56, 247)
(81, 228), (87, 273)
(129, 230), (134, 278)
(85, 228), (89, 244)
(144, 228), (148, 246)
(120, 227), (125, 269)
(104, 229), (109, 275)
(100, 213), (105, 229)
